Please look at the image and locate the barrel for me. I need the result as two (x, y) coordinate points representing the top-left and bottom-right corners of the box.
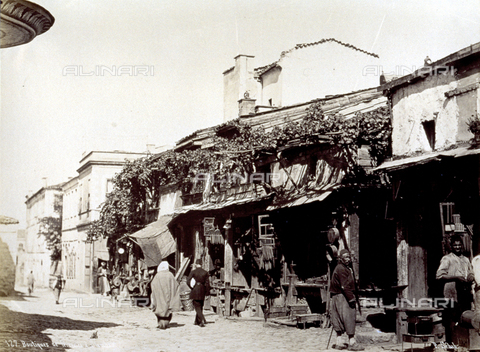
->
(180, 292), (194, 311)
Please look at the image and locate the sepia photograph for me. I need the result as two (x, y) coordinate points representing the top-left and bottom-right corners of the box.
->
(1, 0), (480, 351)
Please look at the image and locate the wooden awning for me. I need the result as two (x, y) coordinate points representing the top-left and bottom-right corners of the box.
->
(373, 146), (480, 172)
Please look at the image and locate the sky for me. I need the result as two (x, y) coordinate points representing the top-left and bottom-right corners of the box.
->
(1, 0), (480, 228)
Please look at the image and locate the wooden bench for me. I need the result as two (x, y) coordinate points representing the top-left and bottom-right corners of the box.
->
(296, 313), (323, 329)
(288, 304), (309, 318)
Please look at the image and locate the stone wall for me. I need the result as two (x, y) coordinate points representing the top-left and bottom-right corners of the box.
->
(0, 237), (15, 296)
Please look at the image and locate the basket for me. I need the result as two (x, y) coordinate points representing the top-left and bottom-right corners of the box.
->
(180, 292), (194, 311)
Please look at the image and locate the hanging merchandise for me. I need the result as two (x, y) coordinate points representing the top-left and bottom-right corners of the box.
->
(261, 246), (275, 271)
(210, 228), (224, 245)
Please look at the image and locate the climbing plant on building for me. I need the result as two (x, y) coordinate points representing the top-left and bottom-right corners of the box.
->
(38, 194), (63, 261)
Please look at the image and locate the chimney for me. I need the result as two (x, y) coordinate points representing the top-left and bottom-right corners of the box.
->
(238, 97), (256, 117)
(235, 54), (255, 97)
(223, 54), (256, 122)
(42, 177), (48, 188)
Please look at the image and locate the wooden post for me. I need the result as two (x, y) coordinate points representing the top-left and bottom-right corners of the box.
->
(396, 220), (409, 343)
(224, 219), (233, 316)
(286, 261), (297, 307)
(217, 287), (224, 317)
(252, 276), (262, 317)
(396, 221), (408, 293)
(194, 227), (203, 264)
(224, 282), (231, 317)
(204, 236), (211, 273)
(349, 214), (360, 282)
(287, 274), (297, 306)
(204, 235), (211, 310)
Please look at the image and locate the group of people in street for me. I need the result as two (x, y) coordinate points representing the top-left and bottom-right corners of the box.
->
(150, 258), (210, 329)
(329, 235), (476, 350)
(36, 235), (476, 346)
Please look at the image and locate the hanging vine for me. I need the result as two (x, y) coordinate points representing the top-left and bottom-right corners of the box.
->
(88, 104), (391, 243)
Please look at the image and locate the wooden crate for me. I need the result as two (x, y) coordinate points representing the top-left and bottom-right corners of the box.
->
(288, 304), (309, 317)
(267, 306), (288, 318)
(296, 313), (323, 329)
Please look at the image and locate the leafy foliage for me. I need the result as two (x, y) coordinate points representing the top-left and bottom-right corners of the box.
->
(38, 194), (62, 261)
(467, 113), (480, 134)
(88, 104), (392, 243)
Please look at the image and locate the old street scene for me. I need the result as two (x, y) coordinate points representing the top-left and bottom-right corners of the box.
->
(2, 1), (480, 352)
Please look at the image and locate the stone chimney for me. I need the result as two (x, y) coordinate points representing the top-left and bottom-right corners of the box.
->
(238, 98), (256, 117)
(223, 54), (257, 122)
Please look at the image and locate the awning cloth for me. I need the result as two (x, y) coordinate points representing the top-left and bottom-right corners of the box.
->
(128, 215), (176, 267)
(373, 146), (480, 172)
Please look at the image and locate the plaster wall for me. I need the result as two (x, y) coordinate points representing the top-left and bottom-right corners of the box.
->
(391, 70), (480, 156)
(62, 177), (79, 231)
(159, 190), (182, 216)
(279, 41), (380, 107)
(25, 188), (61, 287)
(62, 230), (85, 291)
(260, 66), (282, 107)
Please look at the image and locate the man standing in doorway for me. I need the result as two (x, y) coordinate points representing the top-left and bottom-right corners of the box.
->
(187, 259), (210, 327)
(436, 235), (475, 343)
(330, 249), (364, 351)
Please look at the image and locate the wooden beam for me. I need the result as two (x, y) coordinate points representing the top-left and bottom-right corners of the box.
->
(349, 214), (360, 281)
(224, 219), (233, 316)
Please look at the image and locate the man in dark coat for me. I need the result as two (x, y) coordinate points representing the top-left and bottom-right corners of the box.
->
(330, 249), (364, 351)
(187, 259), (210, 327)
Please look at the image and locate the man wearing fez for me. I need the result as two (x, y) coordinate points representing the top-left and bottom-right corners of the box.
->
(330, 249), (364, 351)
(436, 235), (475, 343)
(187, 259), (210, 327)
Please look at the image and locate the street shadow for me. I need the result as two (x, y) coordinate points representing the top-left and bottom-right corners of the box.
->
(366, 312), (396, 333)
(167, 322), (185, 328)
(0, 290), (31, 301)
(0, 304), (120, 351)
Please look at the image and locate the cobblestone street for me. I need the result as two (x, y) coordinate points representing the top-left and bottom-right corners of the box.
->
(0, 287), (404, 352)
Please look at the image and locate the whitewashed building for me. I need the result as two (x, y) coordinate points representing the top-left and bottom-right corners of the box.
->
(24, 182), (64, 288)
(223, 38), (381, 122)
(61, 151), (147, 292)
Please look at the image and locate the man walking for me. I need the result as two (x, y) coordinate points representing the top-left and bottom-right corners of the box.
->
(329, 249), (364, 351)
(53, 274), (64, 304)
(150, 261), (181, 329)
(187, 259), (210, 327)
(27, 271), (35, 295)
(436, 235), (475, 343)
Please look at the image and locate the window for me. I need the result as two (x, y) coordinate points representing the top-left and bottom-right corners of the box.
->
(258, 215), (275, 246)
(66, 253), (76, 279)
(422, 120), (436, 150)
